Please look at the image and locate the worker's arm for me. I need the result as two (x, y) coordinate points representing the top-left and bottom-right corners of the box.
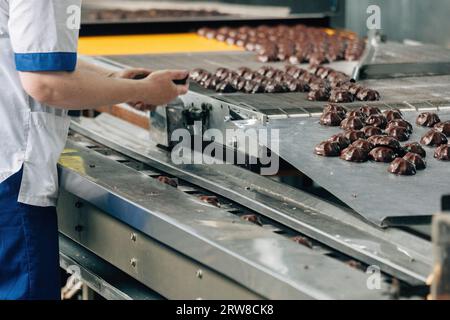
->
(18, 64), (189, 110)
(76, 59), (153, 80)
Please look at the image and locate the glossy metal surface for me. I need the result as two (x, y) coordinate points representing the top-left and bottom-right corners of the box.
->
(59, 138), (388, 299)
(262, 111), (450, 226)
(70, 114), (432, 285)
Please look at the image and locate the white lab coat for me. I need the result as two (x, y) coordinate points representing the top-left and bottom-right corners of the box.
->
(0, 0), (81, 206)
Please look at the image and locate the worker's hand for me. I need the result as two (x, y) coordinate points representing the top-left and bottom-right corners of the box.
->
(135, 70), (190, 107)
(110, 68), (158, 111)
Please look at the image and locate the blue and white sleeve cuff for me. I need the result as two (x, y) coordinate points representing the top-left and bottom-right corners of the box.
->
(14, 52), (77, 72)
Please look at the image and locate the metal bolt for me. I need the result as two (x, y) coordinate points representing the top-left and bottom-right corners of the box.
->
(130, 233), (137, 242)
(196, 269), (203, 279)
(130, 258), (137, 268)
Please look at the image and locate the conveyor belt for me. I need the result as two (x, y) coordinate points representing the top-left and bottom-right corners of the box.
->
(101, 52), (450, 116)
(259, 111), (450, 227)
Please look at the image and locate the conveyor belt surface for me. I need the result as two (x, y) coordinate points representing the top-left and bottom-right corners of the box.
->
(260, 111), (450, 226)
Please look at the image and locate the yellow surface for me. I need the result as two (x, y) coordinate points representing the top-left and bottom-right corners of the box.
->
(78, 33), (243, 55)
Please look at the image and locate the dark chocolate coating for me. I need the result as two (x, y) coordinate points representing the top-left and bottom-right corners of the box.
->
(340, 146), (368, 162)
(307, 88), (330, 101)
(341, 116), (364, 130)
(420, 130), (448, 147)
(388, 158), (417, 176)
(344, 130), (366, 143)
(320, 111), (343, 126)
(385, 126), (410, 142)
(359, 106), (381, 117)
(361, 126), (383, 137)
(328, 134), (351, 149)
(241, 214), (262, 226)
(403, 152), (426, 170)
(347, 110), (366, 119)
(216, 81), (237, 93)
(387, 119), (413, 133)
(403, 142), (427, 158)
(434, 121), (450, 137)
(370, 136), (402, 151)
(365, 114), (387, 129)
(356, 89), (380, 101)
(264, 80), (285, 93)
(329, 89), (354, 103)
(157, 176), (178, 188)
(351, 139), (373, 153)
(383, 110), (403, 122)
(416, 112), (441, 127)
(434, 144), (450, 161)
(369, 147), (397, 163)
(314, 141), (341, 157)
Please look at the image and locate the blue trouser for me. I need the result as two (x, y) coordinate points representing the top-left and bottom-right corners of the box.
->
(0, 169), (60, 300)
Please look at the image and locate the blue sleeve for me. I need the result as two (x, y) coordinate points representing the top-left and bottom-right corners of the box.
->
(8, 0), (81, 72)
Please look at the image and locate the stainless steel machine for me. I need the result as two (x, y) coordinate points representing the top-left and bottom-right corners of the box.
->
(56, 0), (450, 300)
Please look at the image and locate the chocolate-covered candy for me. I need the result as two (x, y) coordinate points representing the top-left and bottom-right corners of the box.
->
(340, 146), (368, 162)
(320, 111), (343, 126)
(347, 110), (366, 119)
(323, 104), (347, 118)
(403, 152), (426, 170)
(420, 130), (448, 147)
(264, 80), (285, 93)
(383, 110), (403, 122)
(190, 68), (208, 81)
(341, 116), (364, 130)
(434, 121), (450, 137)
(157, 176), (178, 188)
(371, 136), (402, 151)
(356, 89), (380, 101)
(241, 214), (262, 226)
(385, 126), (410, 142)
(361, 126), (383, 137)
(434, 144), (450, 161)
(328, 134), (351, 149)
(329, 89), (354, 103)
(216, 81), (237, 93)
(416, 112), (441, 127)
(244, 80), (264, 94)
(388, 158), (417, 176)
(359, 106), (381, 117)
(285, 78), (309, 92)
(344, 130), (366, 143)
(369, 147), (397, 163)
(365, 114), (387, 129)
(215, 67), (230, 78)
(203, 76), (220, 90)
(403, 142), (426, 158)
(308, 88), (330, 101)
(314, 141), (341, 157)
(352, 139), (373, 153)
(387, 119), (413, 133)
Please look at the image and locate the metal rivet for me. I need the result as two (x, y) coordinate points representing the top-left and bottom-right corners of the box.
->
(196, 269), (203, 279)
(130, 258), (137, 268)
(130, 233), (137, 242)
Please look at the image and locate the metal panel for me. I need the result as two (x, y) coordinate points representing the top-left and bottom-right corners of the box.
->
(58, 192), (261, 300)
(261, 111), (450, 226)
(58, 141), (388, 299)
(69, 114), (433, 285)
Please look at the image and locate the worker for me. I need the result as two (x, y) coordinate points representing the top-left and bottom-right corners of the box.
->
(0, 0), (189, 300)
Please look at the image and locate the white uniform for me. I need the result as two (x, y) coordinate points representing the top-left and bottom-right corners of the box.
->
(0, 0), (81, 206)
